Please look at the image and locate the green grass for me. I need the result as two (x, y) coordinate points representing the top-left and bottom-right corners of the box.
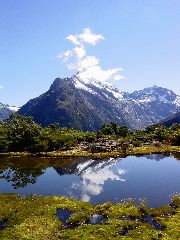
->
(0, 193), (179, 239)
(0, 145), (179, 159)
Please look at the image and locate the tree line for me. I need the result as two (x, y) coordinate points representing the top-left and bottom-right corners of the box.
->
(0, 114), (179, 153)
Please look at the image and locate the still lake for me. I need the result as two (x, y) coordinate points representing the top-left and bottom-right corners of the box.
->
(0, 154), (179, 207)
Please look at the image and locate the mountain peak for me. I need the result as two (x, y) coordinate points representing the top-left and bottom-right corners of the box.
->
(0, 102), (18, 120)
(18, 76), (180, 130)
(130, 85), (179, 106)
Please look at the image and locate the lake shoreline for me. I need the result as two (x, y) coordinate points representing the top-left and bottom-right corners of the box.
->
(0, 145), (179, 159)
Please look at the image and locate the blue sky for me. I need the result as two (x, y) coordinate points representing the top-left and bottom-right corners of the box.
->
(0, 0), (180, 106)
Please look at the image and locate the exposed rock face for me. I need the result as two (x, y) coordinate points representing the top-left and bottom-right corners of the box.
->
(18, 76), (180, 130)
(129, 86), (180, 120)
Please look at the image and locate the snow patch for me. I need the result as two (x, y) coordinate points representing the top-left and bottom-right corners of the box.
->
(137, 96), (156, 103)
(7, 106), (19, 112)
(73, 75), (125, 100)
(158, 94), (172, 104)
(174, 96), (180, 107)
(74, 77), (96, 94)
(106, 88), (124, 100)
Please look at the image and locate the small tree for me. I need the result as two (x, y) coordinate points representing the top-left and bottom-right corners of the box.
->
(4, 114), (42, 152)
(100, 122), (130, 137)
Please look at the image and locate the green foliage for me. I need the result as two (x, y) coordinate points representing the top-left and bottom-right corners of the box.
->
(133, 123), (180, 146)
(0, 115), (179, 153)
(0, 114), (42, 152)
(170, 194), (180, 208)
(0, 114), (97, 153)
(0, 125), (11, 152)
(100, 122), (130, 137)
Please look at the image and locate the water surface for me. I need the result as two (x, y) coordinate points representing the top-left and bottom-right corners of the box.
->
(0, 153), (179, 207)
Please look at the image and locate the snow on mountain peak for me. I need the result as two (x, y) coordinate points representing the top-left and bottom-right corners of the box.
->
(18, 75), (180, 131)
(73, 74), (125, 100)
(174, 96), (180, 107)
(7, 106), (20, 112)
(129, 86), (180, 107)
(73, 76), (96, 94)
(0, 103), (19, 112)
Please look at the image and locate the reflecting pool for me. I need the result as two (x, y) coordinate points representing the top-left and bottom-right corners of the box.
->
(0, 154), (179, 207)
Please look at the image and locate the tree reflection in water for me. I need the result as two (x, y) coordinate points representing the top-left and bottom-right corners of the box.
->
(0, 157), (101, 189)
(0, 153), (179, 191)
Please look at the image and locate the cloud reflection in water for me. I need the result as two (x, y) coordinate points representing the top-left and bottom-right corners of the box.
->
(69, 158), (126, 202)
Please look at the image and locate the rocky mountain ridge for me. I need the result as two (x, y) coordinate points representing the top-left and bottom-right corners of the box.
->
(18, 75), (180, 130)
(0, 103), (19, 120)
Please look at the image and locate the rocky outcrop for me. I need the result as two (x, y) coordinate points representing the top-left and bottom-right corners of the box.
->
(79, 138), (130, 153)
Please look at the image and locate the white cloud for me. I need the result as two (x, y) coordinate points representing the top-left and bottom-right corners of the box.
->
(73, 159), (126, 202)
(56, 50), (72, 61)
(114, 74), (124, 81)
(57, 46), (86, 61)
(67, 159), (126, 202)
(0, 85), (3, 89)
(66, 28), (104, 46)
(71, 56), (99, 72)
(57, 28), (124, 85)
(78, 65), (124, 84)
(78, 28), (104, 45)
(66, 34), (81, 46)
(64, 50), (72, 58)
(74, 46), (86, 59)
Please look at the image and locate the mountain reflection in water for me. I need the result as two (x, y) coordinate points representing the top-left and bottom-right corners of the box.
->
(55, 158), (126, 202)
(0, 157), (126, 192)
(0, 154), (179, 207)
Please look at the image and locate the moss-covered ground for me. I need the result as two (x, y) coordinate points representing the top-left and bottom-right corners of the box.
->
(0, 193), (179, 239)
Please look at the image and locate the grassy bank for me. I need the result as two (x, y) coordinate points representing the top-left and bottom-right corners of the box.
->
(0, 193), (179, 239)
(0, 145), (179, 159)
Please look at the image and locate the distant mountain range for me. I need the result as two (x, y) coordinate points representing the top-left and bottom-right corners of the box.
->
(159, 112), (180, 127)
(0, 103), (19, 120)
(17, 75), (180, 130)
